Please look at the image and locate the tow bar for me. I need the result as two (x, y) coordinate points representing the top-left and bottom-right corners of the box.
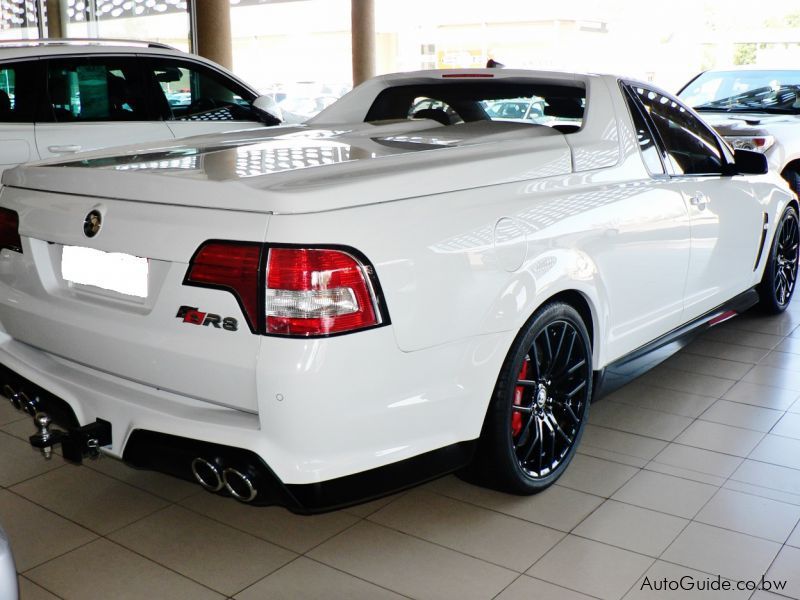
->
(3, 383), (112, 463)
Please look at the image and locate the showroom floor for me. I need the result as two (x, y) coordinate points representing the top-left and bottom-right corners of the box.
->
(3, 308), (800, 599)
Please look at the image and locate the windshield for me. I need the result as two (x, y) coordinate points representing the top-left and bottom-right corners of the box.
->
(678, 70), (800, 114)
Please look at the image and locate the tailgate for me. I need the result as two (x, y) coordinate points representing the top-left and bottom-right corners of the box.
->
(0, 186), (269, 413)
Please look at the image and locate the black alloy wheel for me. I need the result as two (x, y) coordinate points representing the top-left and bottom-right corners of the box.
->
(465, 301), (592, 494)
(759, 206), (799, 314)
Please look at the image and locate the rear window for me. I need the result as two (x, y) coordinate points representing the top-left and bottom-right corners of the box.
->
(0, 61), (38, 122)
(365, 81), (585, 132)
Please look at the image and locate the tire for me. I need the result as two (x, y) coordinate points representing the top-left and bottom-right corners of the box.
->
(758, 206), (799, 314)
(783, 169), (800, 196)
(464, 301), (593, 495)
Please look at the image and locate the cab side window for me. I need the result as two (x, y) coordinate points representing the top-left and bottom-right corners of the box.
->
(622, 86), (665, 175)
(45, 58), (148, 122)
(146, 59), (258, 122)
(0, 61), (39, 123)
(633, 86), (724, 176)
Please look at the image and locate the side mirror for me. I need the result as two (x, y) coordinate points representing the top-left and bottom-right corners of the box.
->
(733, 149), (768, 175)
(252, 95), (282, 124)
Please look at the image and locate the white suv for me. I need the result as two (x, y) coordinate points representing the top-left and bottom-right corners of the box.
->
(0, 38), (281, 176)
(678, 68), (800, 193)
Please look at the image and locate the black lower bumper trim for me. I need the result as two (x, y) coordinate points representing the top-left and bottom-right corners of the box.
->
(0, 363), (79, 429)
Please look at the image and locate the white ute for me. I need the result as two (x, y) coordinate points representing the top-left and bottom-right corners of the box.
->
(0, 69), (796, 512)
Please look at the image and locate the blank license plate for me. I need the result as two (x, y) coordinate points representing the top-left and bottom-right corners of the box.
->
(62, 246), (148, 298)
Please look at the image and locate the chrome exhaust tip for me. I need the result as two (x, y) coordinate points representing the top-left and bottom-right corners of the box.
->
(222, 467), (257, 503)
(191, 458), (224, 492)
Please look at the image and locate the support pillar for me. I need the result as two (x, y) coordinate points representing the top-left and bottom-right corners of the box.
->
(46, 0), (66, 38)
(351, 0), (375, 86)
(193, 0), (233, 71)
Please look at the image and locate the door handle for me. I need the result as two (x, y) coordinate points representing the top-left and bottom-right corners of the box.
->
(47, 145), (81, 154)
(689, 193), (709, 209)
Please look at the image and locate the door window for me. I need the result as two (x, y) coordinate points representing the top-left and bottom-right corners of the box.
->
(622, 87), (665, 175)
(146, 59), (259, 122)
(45, 58), (148, 122)
(632, 85), (725, 176)
(0, 61), (39, 122)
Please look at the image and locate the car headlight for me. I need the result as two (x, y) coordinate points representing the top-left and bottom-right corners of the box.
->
(724, 135), (775, 153)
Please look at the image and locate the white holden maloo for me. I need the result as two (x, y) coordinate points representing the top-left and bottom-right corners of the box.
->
(0, 69), (796, 512)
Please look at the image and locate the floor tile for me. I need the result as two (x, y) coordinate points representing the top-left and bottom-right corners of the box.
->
(725, 313), (800, 336)
(775, 336), (800, 355)
(701, 327), (782, 350)
(661, 522), (781, 582)
(662, 353), (752, 381)
(730, 460), (800, 498)
(759, 350), (800, 371)
(699, 400), (783, 432)
(772, 413), (800, 440)
(495, 575), (598, 600)
(85, 456), (198, 503)
(0, 489), (96, 571)
(234, 557), (406, 600)
(638, 366), (735, 398)
(651, 443), (743, 479)
(17, 576), (60, 600)
(723, 381), (800, 410)
(674, 420), (764, 457)
(581, 425), (668, 464)
(26, 538), (224, 600)
(751, 592), (796, 600)
(342, 492), (405, 518)
(644, 461), (726, 486)
(109, 505), (295, 596)
(308, 521), (517, 600)
(694, 488), (800, 543)
(744, 365), (800, 391)
(0, 432), (63, 487)
(788, 521), (800, 547)
(603, 382), (716, 419)
(723, 479), (800, 507)
(426, 476), (604, 532)
(588, 402), (692, 441)
(555, 454), (639, 497)
(765, 545), (800, 600)
(11, 464), (168, 535)
(683, 339), (768, 364)
(0, 400), (26, 427)
(528, 535), (653, 600)
(611, 470), (717, 518)
(573, 499), (687, 557)
(181, 490), (359, 554)
(624, 560), (750, 599)
(369, 489), (564, 572)
(750, 434), (800, 470)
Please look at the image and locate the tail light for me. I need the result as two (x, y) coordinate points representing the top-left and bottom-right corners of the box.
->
(184, 242), (386, 337)
(0, 208), (22, 253)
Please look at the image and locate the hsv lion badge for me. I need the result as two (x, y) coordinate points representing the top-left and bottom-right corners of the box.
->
(83, 210), (102, 238)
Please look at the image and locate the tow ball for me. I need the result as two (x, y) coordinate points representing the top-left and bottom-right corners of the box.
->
(28, 413), (112, 462)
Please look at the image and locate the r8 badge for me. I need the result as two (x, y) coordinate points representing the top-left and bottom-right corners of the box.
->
(176, 306), (238, 331)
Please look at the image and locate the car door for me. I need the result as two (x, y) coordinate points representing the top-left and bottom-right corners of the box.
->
(630, 84), (765, 319)
(35, 55), (173, 160)
(0, 59), (41, 176)
(143, 57), (267, 138)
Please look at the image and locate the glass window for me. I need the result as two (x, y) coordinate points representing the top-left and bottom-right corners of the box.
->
(45, 58), (148, 122)
(678, 70), (800, 115)
(146, 59), (258, 122)
(622, 87), (665, 175)
(633, 86), (724, 176)
(0, 61), (38, 123)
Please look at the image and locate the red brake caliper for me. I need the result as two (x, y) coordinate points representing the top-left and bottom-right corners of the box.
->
(511, 359), (528, 437)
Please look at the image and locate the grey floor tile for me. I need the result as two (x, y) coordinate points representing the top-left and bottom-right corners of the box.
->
(181, 490), (359, 554)
(661, 522), (781, 582)
(674, 420), (764, 457)
(26, 538), (224, 600)
(573, 499), (687, 557)
(308, 521), (517, 600)
(343, 492), (405, 518)
(11, 464), (168, 535)
(701, 327), (783, 350)
(581, 425), (668, 464)
(729, 460), (800, 498)
(234, 557), (406, 600)
(750, 434), (800, 470)
(624, 561), (751, 599)
(528, 535), (653, 600)
(611, 470), (717, 518)
(765, 545), (800, 599)
(0, 400), (26, 427)
(603, 382), (716, 419)
(495, 575), (598, 600)
(17, 576), (60, 600)
(651, 443), (743, 479)
(638, 367), (736, 398)
(744, 365), (800, 391)
(723, 479), (800, 507)
(555, 454), (639, 497)
(0, 432), (63, 487)
(699, 400), (783, 432)
(725, 313), (800, 336)
(425, 476), (604, 532)
(723, 381), (800, 410)
(772, 413), (800, 439)
(369, 490), (563, 572)
(683, 339), (768, 364)
(588, 402), (693, 441)
(109, 505), (296, 597)
(662, 353), (752, 380)
(694, 488), (800, 543)
(759, 350), (800, 371)
(85, 456), (198, 503)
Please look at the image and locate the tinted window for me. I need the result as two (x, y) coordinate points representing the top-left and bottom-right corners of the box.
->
(0, 61), (39, 122)
(633, 86), (724, 175)
(679, 69), (800, 115)
(622, 87), (665, 175)
(46, 58), (148, 122)
(146, 59), (258, 122)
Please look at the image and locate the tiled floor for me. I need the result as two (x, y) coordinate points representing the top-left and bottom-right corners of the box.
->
(4, 306), (800, 599)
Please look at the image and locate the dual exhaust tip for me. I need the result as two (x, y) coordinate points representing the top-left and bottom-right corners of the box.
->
(191, 457), (257, 503)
